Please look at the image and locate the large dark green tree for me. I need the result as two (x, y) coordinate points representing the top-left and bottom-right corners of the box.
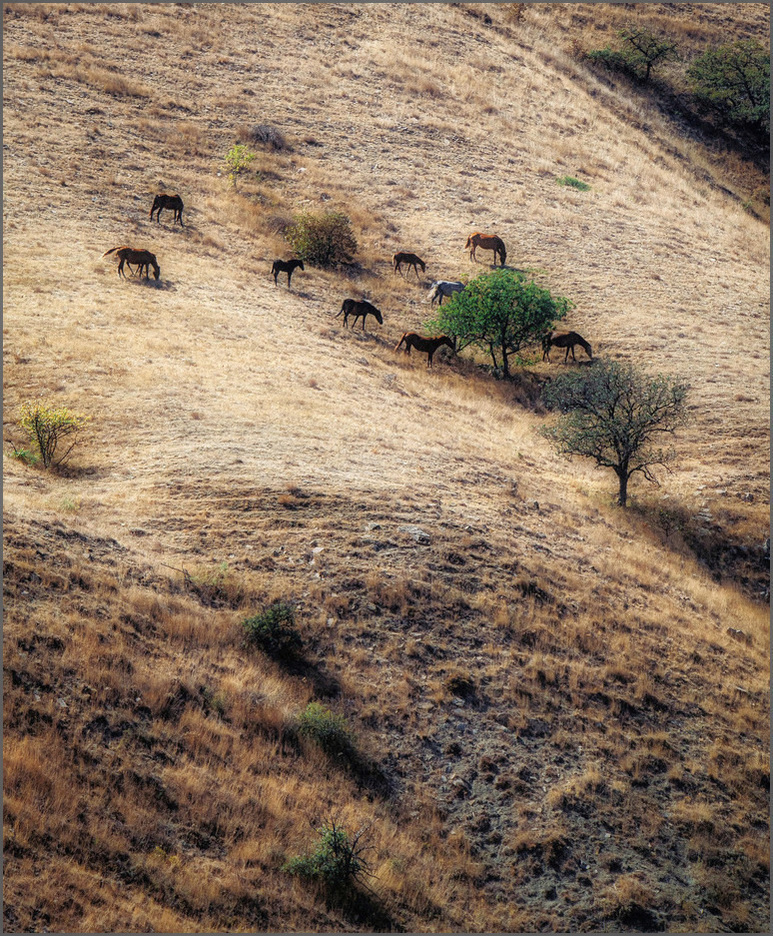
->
(425, 269), (572, 379)
(541, 360), (689, 507)
(687, 39), (770, 133)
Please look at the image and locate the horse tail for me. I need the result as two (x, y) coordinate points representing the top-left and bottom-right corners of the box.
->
(464, 236), (472, 250)
(102, 247), (121, 258)
(394, 332), (409, 352)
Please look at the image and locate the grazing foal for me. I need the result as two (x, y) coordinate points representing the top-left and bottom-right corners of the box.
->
(393, 252), (426, 278)
(102, 246), (160, 281)
(465, 232), (506, 266)
(150, 193), (184, 226)
(394, 332), (456, 368)
(336, 299), (383, 330)
(542, 331), (593, 363)
(271, 258), (304, 287)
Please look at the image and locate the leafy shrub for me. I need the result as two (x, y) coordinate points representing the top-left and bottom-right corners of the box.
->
(284, 210), (357, 267)
(557, 175), (590, 191)
(242, 601), (301, 658)
(283, 818), (372, 893)
(18, 400), (90, 469)
(296, 702), (354, 758)
(224, 143), (256, 189)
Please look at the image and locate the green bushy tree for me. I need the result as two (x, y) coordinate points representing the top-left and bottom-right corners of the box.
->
(587, 27), (678, 82)
(687, 39), (770, 133)
(425, 269), (572, 379)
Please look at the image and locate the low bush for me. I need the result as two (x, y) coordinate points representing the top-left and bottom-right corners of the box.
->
(296, 701), (355, 758)
(557, 175), (590, 191)
(241, 602), (301, 658)
(283, 818), (372, 894)
(284, 210), (357, 267)
(18, 399), (90, 469)
(241, 123), (289, 151)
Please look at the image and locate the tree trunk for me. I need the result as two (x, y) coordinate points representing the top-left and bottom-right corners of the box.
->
(617, 469), (629, 507)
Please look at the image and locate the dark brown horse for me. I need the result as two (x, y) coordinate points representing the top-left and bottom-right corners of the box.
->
(102, 246), (160, 280)
(393, 252), (426, 278)
(271, 258), (304, 287)
(336, 299), (383, 330)
(394, 332), (456, 367)
(542, 331), (593, 363)
(465, 232), (506, 266)
(150, 193), (184, 226)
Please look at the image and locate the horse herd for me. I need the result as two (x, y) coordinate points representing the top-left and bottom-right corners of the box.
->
(102, 194), (592, 369)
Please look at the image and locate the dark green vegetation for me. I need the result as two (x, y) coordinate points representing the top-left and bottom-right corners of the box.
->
(425, 269), (572, 379)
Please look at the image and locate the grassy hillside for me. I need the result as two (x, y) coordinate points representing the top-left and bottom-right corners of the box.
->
(3, 3), (769, 933)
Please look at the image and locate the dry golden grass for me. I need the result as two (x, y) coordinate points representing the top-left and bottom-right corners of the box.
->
(3, 2), (769, 933)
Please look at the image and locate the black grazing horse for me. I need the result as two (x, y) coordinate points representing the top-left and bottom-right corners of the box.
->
(150, 193), (184, 226)
(336, 299), (383, 330)
(542, 331), (593, 363)
(271, 258), (304, 287)
(393, 252), (426, 278)
(102, 246), (160, 281)
(394, 332), (456, 367)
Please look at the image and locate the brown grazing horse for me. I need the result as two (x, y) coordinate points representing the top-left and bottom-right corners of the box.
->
(542, 331), (593, 363)
(465, 232), (506, 266)
(393, 252), (426, 278)
(336, 298), (383, 330)
(150, 193), (184, 226)
(102, 246), (160, 280)
(271, 258), (304, 287)
(394, 332), (456, 368)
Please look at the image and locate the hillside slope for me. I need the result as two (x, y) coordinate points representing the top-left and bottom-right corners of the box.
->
(3, 3), (770, 933)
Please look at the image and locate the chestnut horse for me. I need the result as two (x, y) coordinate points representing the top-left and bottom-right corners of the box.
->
(102, 246), (160, 280)
(542, 331), (593, 363)
(393, 252), (426, 278)
(465, 232), (506, 266)
(394, 332), (456, 368)
(271, 258), (304, 287)
(336, 299), (383, 330)
(150, 193), (184, 226)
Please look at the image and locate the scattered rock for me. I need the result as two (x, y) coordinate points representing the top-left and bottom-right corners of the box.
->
(399, 524), (431, 544)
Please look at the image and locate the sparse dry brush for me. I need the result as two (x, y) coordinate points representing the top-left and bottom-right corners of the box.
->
(3, 1), (769, 933)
